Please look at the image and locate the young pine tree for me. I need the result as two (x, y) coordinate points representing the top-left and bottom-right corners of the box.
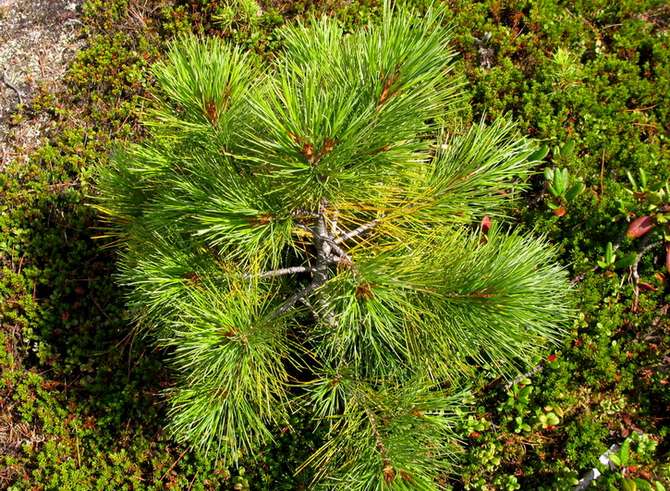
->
(96, 4), (572, 489)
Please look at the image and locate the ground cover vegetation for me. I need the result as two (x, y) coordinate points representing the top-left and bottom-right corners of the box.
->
(0, 0), (668, 489)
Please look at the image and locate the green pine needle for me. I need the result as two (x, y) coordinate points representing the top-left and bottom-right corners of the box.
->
(94, 1), (574, 487)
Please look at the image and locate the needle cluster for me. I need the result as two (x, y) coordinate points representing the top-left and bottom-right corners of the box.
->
(95, 3), (572, 488)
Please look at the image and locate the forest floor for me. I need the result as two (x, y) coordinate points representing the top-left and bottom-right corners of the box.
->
(0, 0), (82, 171)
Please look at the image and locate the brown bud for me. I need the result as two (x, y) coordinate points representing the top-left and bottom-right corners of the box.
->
(323, 138), (335, 154)
(383, 465), (395, 483)
(205, 101), (218, 124)
(250, 213), (273, 226)
(337, 256), (354, 271)
(626, 215), (655, 239)
(472, 290), (494, 298)
(302, 143), (314, 162)
(379, 87), (390, 105)
(184, 272), (200, 285)
(665, 243), (670, 274)
(355, 282), (374, 300)
(372, 144), (391, 156)
(378, 75), (397, 106)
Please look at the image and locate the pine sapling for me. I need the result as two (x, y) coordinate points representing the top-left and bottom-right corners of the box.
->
(95, 3), (573, 488)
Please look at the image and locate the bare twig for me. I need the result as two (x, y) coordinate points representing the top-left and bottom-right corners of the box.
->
(504, 362), (545, 391)
(160, 448), (188, 482)
(271, 274), (324, 318)
(249, 266), (313, 279)
(317, 209), (332, 263)
(1, 71), (24, 106)
(599, 150), (605, 199)
(334, 218), (381, 244)
(271, 206), (333, 319)
(322, 236), (351, 262)
(312, 203), (340, 327)
(301, 224), (352, 262)
(271, 203), (353, 323)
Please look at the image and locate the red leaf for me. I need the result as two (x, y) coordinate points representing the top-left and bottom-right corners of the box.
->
(547, 354), (557, 362)
(626, 215), (655, 239)
(481, 215), (491, 234)
(638, 281), (656, 291)
(553, 206), (566, 217)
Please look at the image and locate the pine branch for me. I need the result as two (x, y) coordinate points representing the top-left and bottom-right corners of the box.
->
(322, 236), (352, 262)
(271, 276), (323, 318)
(312, 204), (340, 327)
(363, 407), (395, 483)
(296, 216), (352, 262)
(250, 266), (313, 279)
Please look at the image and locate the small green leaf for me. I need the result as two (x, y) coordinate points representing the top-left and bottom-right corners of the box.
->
(627, 170), (638, 191)
(552, 144), (561, 157)
(614, 253), (636, 269)
(562, 139), (575, 156)
(605, 242), (615, 264)
(555, 169), (568, 195)
(544, 166), (554, 181)
(620, 439), (630, 465)
(519, 386), (533, 401)
(639, 168), (648, 188)
(529, 145), (549, 162)
(622, 478), (637, 491)
(565, 182), (585, 201)
(609, 453), (621, 467)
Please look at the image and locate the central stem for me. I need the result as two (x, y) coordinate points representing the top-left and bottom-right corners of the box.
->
(268, 206), (379, 320)
(314, 201), (332, 285)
